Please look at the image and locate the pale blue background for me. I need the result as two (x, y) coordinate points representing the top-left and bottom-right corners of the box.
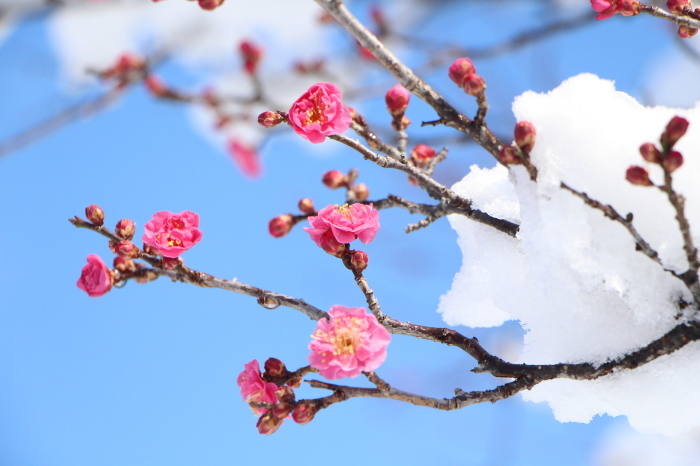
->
(0, 2), (689, 465)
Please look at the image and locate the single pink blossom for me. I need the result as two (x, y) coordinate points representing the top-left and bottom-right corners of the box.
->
(590, 0), (640, 19)
(236, 360), (279, 416)
(304, 203), (380, 247)
(77, 254), (113, 297)
(227, 139), (262, 178)
(308, 305), (391, 379)
(142, 211), (202, 258)
(287, 83), (352, 144)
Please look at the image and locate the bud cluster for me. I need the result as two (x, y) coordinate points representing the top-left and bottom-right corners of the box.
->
(498, 121), (536, 166)
(448, 58), (486, 96)
(239, 40), (264, 75)
(626, 115), (689, 187)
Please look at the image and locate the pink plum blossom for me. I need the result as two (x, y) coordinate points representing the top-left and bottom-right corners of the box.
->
(77, 254), (113, 297)
(308, 305), (391, 379)
(142, 211), (202, 258)
(590, 0), (640, 20)
(227, 139), (261, 178)
(236, 360), (279, 416)
(287, 83), (352, 144)
(304, 203), (380, 247)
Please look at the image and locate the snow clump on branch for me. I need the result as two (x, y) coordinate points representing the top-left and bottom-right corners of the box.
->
(439, 73), (700, 436)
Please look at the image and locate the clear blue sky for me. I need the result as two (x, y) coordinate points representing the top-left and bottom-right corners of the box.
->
(0, 2), (685, 465)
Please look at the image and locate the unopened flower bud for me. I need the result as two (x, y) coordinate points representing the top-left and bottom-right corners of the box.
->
(663, 151), (684, 173)
(113, 256), (137, 274)
(322, 170), (347, 189)
(269, 215), (293, 238)
(410, 144), (436, 169)
(264, 358), (287, 378)
(287, 377), (302, 389)
(678, 25), (698, 39)
(462, 74), (486, 96)
(408, 175), (419, 186)
(256, 412), (282, 435)
(116, 240), (139, 259)
(667, 0), (691, 14)
(271, 402), (294, 419)
(257, 111), (284, 128)
(350, 250), (369, 273)
(198, 0), (224, 11)
(240, 40), (263, 75)
(115, 218), (136, 240)
(351, 183), (370, 202)
(514, 121), (536, 154)
(448, 58), (476, 86)
(85, 204), (105, 225)
(298, 198), (315, 214)
(108, 240), (118, 254)
(161, 257), (181, 270)
(626, 166), (653, 186)
(498, 146), (523, 165)
(617, 0), (641, 16)
(292, 403), (317, 425)
(639, 142), (662, 163)
(661, 116), (689, 149)
(275, 386), (296, 404)
(385, 84), (410, 116)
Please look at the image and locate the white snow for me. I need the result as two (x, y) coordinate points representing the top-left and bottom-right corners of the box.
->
(439, 73), (700, 435)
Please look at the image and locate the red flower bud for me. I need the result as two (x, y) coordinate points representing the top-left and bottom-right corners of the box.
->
(85, 204), (105, 225)
(385, 84), (410, 116)
(113, 256), (137, 274)
(448, 58), (476, 86)
(617, 0), (641, 16)
(256, 412), (282, 435)
(351, 183), (369, 202)
(292, 403), (317, 425)
(275, 386), (296, 404)
(322, 170), (347, 189)
(161, 257), (181, 270)
(625, 166), (653, 186)
(661, 116), (689, 149)
(268, 215), (293, 238)
(257, 111), (284, 128)
(115, 240), (139, 259)
(639, 142), (662, 164)
(198, 0), (224, 11)
(264, 358), (287, 378)
(498, 146), (523, 165)
(271, 402), (294, 419)
(514, 121), (536, 154)
(410, 144), (436, 169)
(239, 40), (263, 75)
(287, 377), (302, 389)
(667, 0), (691, 13)
(350, 250), (369, 273)
(663, 151), (684, 173)
(678, 25), (698, 39)
(298, 198), (315, 214)
(462, 74), (486, 96)
(115, 218), (136, 240)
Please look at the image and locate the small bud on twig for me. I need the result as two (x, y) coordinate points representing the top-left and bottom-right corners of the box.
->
(268, 215), (293, 238)
(85, 204), (105, 226)
(626, 166), (653, 186)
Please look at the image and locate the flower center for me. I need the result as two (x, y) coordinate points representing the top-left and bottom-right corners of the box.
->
(304, 97), (330, 126)
(335, 204), (352, 218)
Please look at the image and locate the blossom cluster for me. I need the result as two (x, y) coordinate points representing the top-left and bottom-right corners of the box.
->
(77, 209), (203, 297)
